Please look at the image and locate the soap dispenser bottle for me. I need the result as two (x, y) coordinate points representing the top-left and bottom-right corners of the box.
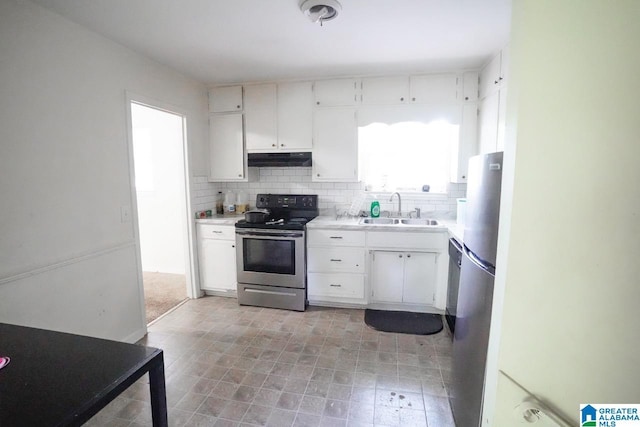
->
(370, 195), (380, 218)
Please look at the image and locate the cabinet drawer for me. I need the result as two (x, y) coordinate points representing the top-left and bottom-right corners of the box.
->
(308, 229), (365, 247)
(367, 231), (446, 250)
(198, 224), (235, 240)
(308, 273), (365, 299)
(308, 247), (365, 273)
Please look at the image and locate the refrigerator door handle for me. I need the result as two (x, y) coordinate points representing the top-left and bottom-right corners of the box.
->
(465, 246), (496, 275)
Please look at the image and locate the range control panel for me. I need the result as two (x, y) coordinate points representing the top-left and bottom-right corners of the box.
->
(256, 194), (318, 209)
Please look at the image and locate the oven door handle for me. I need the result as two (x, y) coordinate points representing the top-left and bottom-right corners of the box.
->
(236, 230), (304, 239)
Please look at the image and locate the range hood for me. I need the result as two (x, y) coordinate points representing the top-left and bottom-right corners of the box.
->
(248, 152), (312, 167)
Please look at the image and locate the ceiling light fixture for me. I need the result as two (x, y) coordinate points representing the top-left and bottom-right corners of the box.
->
(300, 0), (342, 26)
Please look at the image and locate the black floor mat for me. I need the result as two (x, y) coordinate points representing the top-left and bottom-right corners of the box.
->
(364, 309), (443, 335)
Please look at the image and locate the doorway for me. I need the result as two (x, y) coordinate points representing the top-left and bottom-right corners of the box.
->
(128, 100), (192, 324)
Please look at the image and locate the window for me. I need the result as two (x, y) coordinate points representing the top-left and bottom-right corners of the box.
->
(358, 120), (458, 193)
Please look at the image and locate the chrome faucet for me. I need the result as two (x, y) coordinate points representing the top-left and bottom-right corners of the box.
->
(409, 208), (421, 218)
(390, 192), (401, 217)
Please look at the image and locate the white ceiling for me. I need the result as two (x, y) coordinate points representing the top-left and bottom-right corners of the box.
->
(32, 0), (512, 85)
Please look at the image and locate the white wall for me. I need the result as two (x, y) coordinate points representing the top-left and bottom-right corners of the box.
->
(132, 104), (186, 275)
(0, 0), (208, 341)
(484, 1), (640, 424)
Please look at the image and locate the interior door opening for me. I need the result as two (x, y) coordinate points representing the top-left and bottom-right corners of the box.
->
(130, 101), (191, 324)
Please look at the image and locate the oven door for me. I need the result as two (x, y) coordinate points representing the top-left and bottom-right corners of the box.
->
(236, 229), (306, 288)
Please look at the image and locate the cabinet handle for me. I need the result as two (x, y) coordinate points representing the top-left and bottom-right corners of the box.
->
(272, 144), (276, 147)
(236, 105), (241, 109)
(212, 231), (223, 234)
(330, 259), (342, 262)
(412, 97), (416, 102)
(407, 254), (411, 258)
(281, 144), (285, 147)
(317, 173), (320, 177)
(329, 284), (342, 287)
(400, 97), (404, 101)
(329, 236), (343, 239)
(317, 101), (320, 105)
(238, 174), (242, 177)
(399, 254), (403, 258)
(232, 245), (235, 248)
(494, 80), (499, 84)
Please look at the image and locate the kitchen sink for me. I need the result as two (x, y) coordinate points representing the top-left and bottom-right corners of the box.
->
(358, 217), (440, 226)
(400, 219), (439, 226)
(360, 218), (399, 224)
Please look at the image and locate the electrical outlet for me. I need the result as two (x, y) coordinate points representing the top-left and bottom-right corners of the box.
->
(121, 205), (131, 223)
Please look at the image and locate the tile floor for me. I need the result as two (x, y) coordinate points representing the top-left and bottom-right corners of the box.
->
(86, 296), (456, 427)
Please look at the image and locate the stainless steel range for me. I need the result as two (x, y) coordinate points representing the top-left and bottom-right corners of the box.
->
(235, 194), (318, 311)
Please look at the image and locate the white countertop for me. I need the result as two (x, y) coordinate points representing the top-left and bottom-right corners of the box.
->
(195, 214), (466, 242)
(195, 214), (243, 225)
(307, 215), (464, 237)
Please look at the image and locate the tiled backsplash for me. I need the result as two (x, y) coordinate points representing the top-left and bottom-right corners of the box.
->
(193, 167), (466, 218)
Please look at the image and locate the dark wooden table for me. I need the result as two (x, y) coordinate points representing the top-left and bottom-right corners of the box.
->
(0, 323), (167, 426)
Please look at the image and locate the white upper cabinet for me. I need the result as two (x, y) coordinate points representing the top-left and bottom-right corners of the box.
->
(479, 45), (509, 99)
(478, 92), (500, 154)
(209, 86), (243, 113)
(277, 82), (313, 151)
(361, 77), (409, 104)
(208, 113), (246, 181)
(314, 79), (359, 107)
(409, 74), (459, 104)
(496, 88), (508, 152)
(462, 72), (479, 102)
(244, 84), (278, 151)
(312, 107), (358, 182)
(478, 44), (509, 153)
(451, 103), (478, 183)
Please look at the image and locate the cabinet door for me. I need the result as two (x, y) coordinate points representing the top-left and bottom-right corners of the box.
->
(245, 84), (278, 151)
(314, 79), (359, 106)
(208, 113), (245, 181)
(496, 88), (508, 152)
(402, 252), (437, 305)
(499, 44), (509, 84)
(462, 72), (479, 102)
(478, 93), (499, 154)
(200, 238), (237, 292)
(479, 54), (501, 99)
(370, 251), (404, 303)
(277, 82), (313, 150)
(312, 108), (358, 182)
(361, 77), (409, 104)
(409, 74), (459, 104)
(209, 86), (243, 113)
(451, 103), (478, 183)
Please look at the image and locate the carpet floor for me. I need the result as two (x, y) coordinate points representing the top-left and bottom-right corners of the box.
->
(143, 272), (188, 324)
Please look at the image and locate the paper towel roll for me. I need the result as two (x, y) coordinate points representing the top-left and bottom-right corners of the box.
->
(457, 198), (467, 225)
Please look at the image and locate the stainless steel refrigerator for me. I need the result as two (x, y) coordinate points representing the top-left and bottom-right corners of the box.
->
(450, 152), (503, 427)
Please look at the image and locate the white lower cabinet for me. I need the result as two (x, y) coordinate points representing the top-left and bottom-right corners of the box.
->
(307, 227), (447, 311)
(197, 224), (237, 295)
(307, 273), (365, 299)
(370, 251), (437, 306)
(307, 229), (367, 306)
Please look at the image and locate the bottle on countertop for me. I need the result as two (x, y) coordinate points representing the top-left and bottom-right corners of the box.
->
(370, 195), (380, 218)
(224, 190), (236, 214)
(236, 191), (249, 214)
(216, 191), (224, 215)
